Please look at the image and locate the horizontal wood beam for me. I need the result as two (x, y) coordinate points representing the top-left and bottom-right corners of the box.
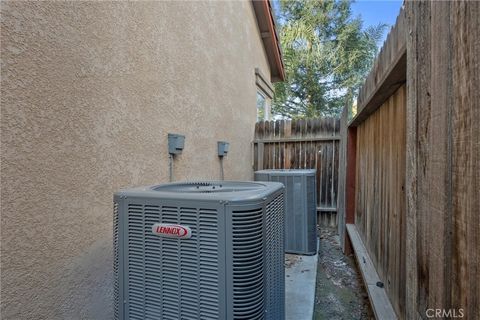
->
(317, 207), (337, 212)
(346, 224), (398, 320)
(253, 136), (340, 143)
(350, 52), (406, 127)
(351, 7), (406, 127)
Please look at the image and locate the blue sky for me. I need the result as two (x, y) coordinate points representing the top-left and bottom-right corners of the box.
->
(351, 0), (403, 43)
(272, 0), (403, 45)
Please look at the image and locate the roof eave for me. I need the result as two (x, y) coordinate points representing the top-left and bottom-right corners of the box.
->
(252, 0), (285, 83)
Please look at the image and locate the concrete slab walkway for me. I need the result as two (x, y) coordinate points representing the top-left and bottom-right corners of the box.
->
(285, 252), (318, 320)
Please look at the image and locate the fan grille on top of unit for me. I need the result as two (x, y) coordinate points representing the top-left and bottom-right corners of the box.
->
(152, 181), (265, 194)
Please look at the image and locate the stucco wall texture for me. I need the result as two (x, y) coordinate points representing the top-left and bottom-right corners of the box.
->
(1, 1), (271, 319)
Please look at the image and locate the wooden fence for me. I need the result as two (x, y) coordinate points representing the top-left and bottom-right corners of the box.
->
(356, 85), (407, 318)
(338, 2), (479, 319)
(253, 118), (340, 226)
(405, 2), (479, 319)
(340, 8), (408, 318)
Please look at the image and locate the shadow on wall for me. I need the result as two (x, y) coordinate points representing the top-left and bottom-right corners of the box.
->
(56, 238), (113, 319)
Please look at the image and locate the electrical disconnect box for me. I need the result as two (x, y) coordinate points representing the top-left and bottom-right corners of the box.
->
(217, 141), (229, 157)
(168, 133), (185, 155)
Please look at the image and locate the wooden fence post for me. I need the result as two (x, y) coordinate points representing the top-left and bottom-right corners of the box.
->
(337, 106), (348, 251)
(343, 126), (357, 255)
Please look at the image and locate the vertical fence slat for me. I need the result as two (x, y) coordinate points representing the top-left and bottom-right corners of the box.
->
(253, 118), (340, 226)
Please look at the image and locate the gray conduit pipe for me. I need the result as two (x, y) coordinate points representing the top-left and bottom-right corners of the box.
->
(220, 157), (224, 181)
(169, 154), (174, 182)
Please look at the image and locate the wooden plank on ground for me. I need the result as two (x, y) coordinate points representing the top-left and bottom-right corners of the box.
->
(347, 224), (398, 320)
(368, 285), (398, 320)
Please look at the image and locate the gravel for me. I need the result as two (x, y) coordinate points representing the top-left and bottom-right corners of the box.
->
(314, 227), (373, 320)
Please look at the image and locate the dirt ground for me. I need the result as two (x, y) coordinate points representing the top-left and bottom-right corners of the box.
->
(314, 227), (373, 319)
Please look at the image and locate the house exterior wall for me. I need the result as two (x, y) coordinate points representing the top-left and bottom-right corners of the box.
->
(0, 1), (272, 319)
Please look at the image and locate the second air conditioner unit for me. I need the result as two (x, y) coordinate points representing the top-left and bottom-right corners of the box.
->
(255, 169), (317, 255)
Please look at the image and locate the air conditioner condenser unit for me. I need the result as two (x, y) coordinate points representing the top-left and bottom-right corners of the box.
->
(113, 181), (285, 320)
(255, 169), (317, 255)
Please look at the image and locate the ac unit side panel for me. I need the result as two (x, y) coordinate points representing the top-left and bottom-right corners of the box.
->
(225, 202), (266, 320)
(255, 170), (317, 255)
(254, 172), (271, 183)
(293, 175), (307, 253)
(113, 198), (125, 320)
(118, 197), (226, 320)
(224, 188), (284, 320)
(306, 175), (318, 254)
(264, 193), (285, 320)
(268, 174), (308, 254)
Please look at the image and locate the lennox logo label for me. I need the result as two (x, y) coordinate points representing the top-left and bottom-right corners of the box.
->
(152, 223), (192, 239)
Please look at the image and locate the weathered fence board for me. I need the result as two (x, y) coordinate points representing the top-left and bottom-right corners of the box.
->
(337, 1), (479, 319)
(336, 7), (408, 316)
(337, 106), (348, 249)
(253, 118), (340, 226)
(352, 6), (406, 127)
(405, 1), (480, 319)
(355, 85), (406, 318)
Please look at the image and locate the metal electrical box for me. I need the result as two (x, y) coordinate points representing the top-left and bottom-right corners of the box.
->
(114, 181), (285, 320)
(217, 141), (229, 157)
(167, 133), (185, 155)
(255, 169), (317, 255)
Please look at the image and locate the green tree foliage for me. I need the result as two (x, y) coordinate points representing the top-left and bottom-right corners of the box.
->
(273, 0), (386, 118)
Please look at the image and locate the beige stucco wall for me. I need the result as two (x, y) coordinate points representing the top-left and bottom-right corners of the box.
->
(0, 1), (271, 319)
